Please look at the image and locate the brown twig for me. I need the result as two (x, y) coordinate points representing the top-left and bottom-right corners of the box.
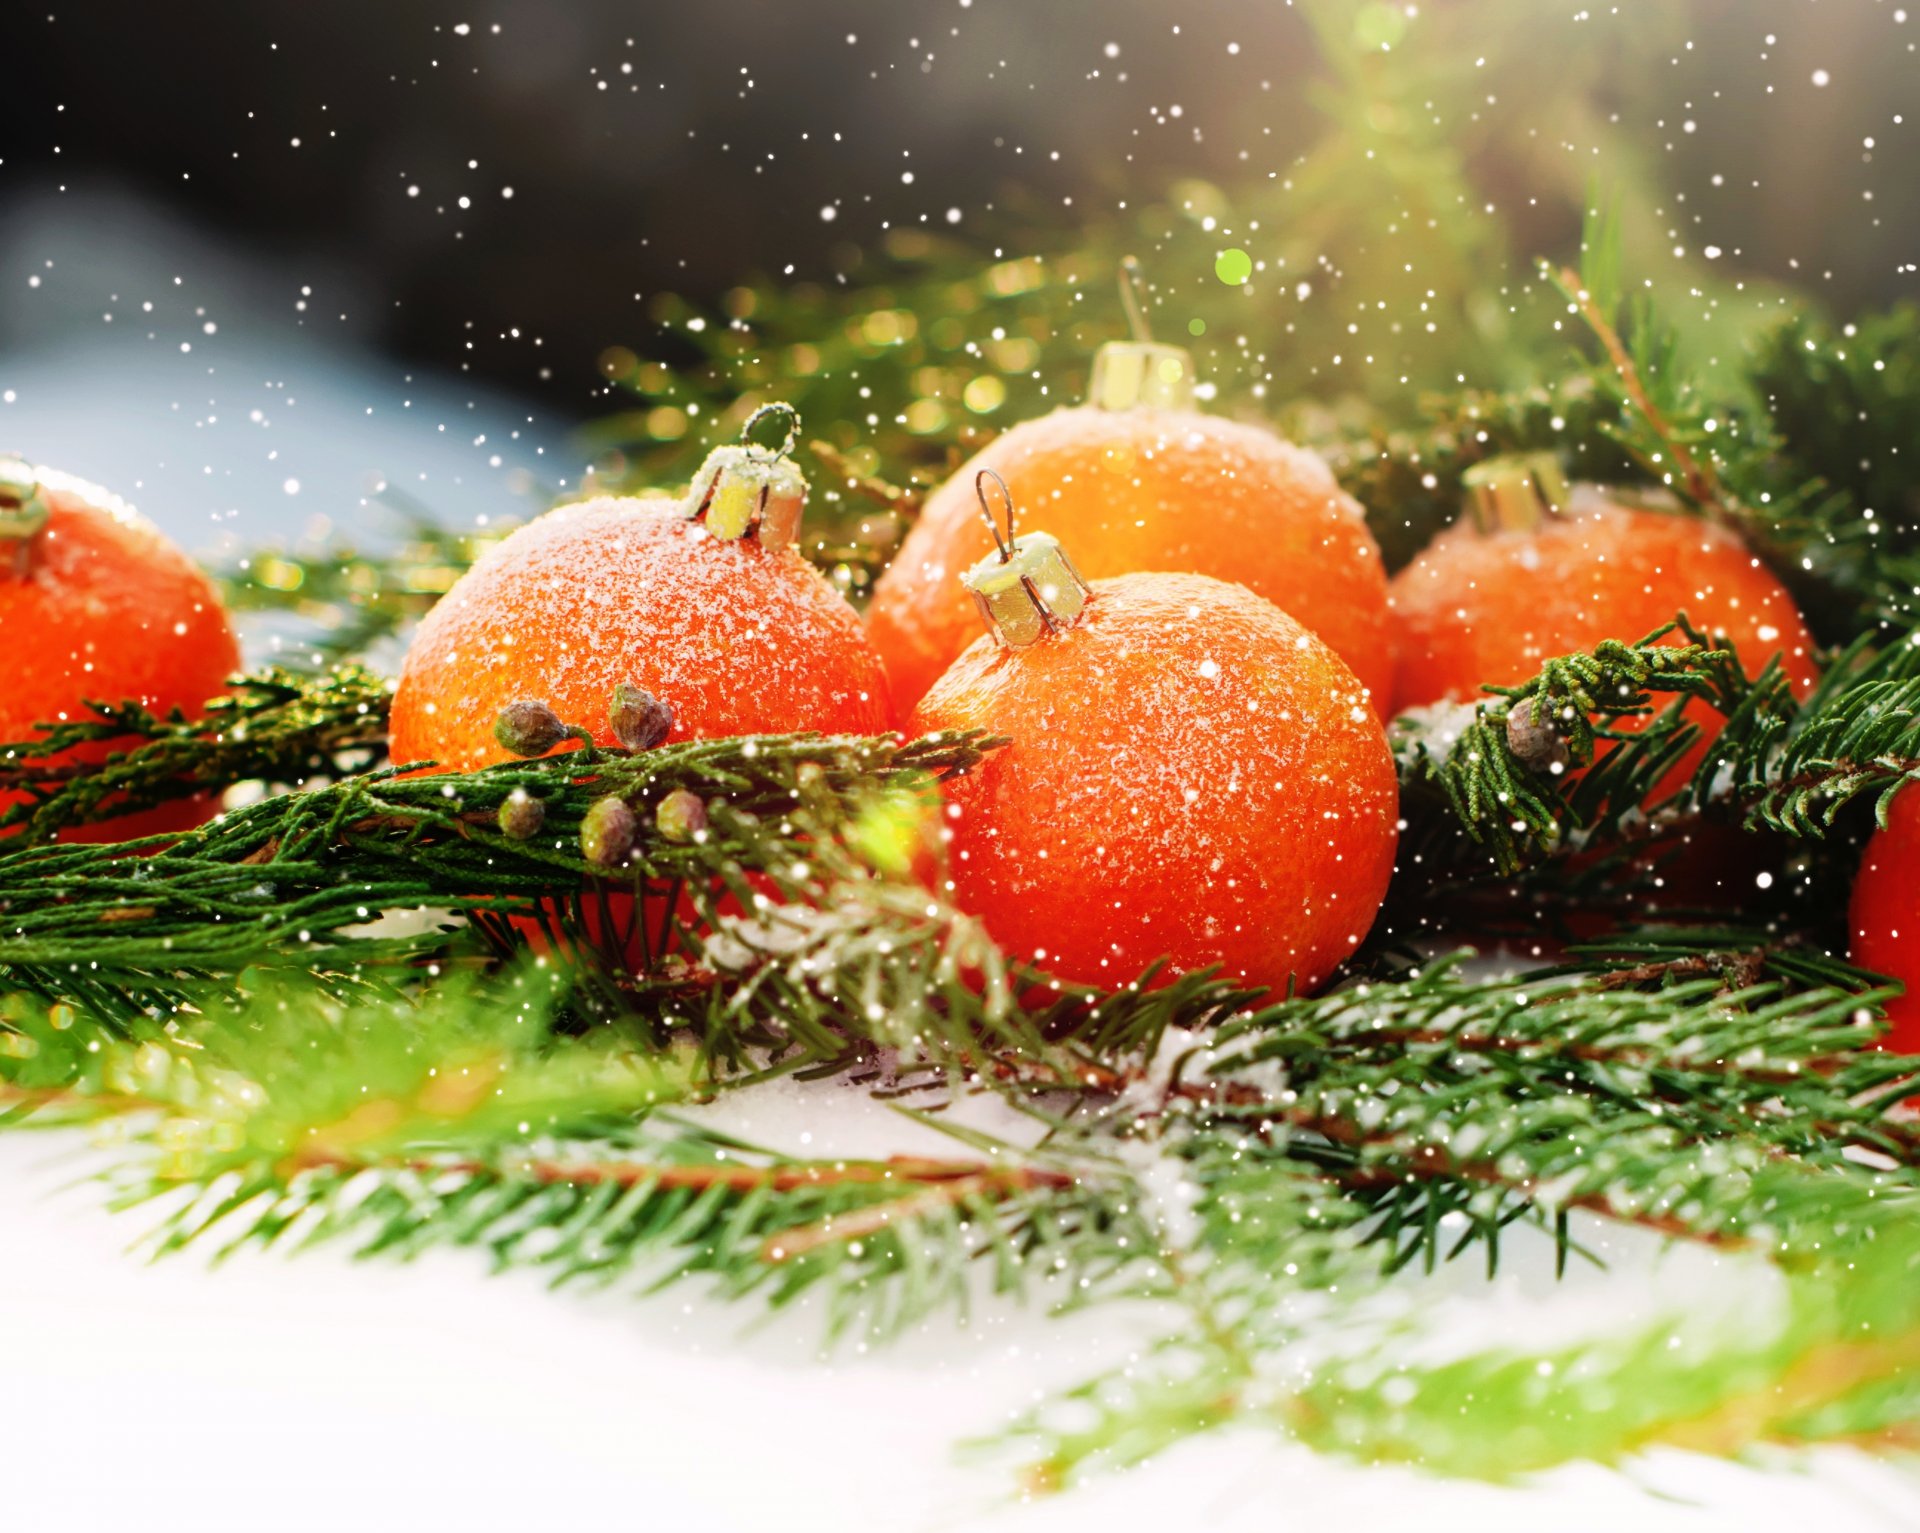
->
(1655, 1327), (1920, 1457)
(1555, 265), (1731, 520)
(759, 1162), (1075, 1263)
(287, 1144), (1078, 1265)
(808, 439), (926, 519)
(286, 1144), (1058, 1195)
(1296, 1113), (1757, 1252)
(0, 1082), (159, 1118)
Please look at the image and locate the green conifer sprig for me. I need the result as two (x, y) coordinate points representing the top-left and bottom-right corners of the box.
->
(13, 921), (1920, 1482)
(218, 505), (513, 666)
(1285, 1171), (1920, 1478)
(0, 665), (391, 843)
(991, 960), (1920, 1486)
(1392, 621), (1763, 874)
(1733, 633), (1920, 834)
(0, 727), (989, 1016)
(1394, 610), (1920, 889)
(1, 971), (1125, 1340)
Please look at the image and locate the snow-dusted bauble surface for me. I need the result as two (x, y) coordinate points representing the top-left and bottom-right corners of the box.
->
(6, 1075), (1917, 1533)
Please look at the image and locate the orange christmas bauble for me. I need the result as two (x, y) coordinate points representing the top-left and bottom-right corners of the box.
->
(911, 564), (1398, 997)
(0, 462), (240, 842)
(1849, 788), (1920, 1054)
(390, 496), (891, 771)
(869, 407), (1394, 717)
(1390, 482), (1818, 797)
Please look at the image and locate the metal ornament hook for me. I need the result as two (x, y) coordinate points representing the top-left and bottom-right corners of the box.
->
(959, 473), (1091, 650)
(974, 468), (1017, 563)
(739, 401), (800, 460)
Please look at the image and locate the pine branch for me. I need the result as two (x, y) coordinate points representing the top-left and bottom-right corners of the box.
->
(1751, 306), (1920, 542)
(999, 959), (1920, 1485)
(20, 937), (1920, 1483)
(1542, 260), (1920, 644)
(1391, 620), (1769, 875)
(1734, 633), (1920, 834)
(1390, 607), (1920, 909)
(1549, 264), (1734, 519)
(7, 967), (1137, 1342)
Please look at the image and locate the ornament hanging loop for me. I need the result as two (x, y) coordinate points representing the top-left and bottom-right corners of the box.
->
(1118, 256), (1153, 344)
(959, 472), (1091, 650)
(740, 401), (800, 461)
(975, 468), (1017, 563)
(682, 400), (809, 549)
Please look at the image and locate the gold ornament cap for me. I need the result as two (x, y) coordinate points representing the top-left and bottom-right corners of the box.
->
(683, 403), (807, 550)
(960, 471), (1092, 649)
(1461, 452), (1570, 534)
(0, 454), (50, 544)
(1088, 341), (1195, 412)
(1087, 257), (1195, 412)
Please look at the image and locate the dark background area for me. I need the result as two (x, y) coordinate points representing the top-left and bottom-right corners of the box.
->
(1, 0), (1914, 411)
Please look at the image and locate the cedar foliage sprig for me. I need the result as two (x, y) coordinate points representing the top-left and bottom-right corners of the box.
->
(0, 665), (391, 843)
(1391, 620), (1768, 874)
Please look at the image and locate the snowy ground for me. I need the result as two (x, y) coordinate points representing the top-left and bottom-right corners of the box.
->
(6, 1075), (1919, 1533)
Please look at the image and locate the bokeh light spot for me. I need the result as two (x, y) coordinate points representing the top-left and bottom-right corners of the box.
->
(1214, 249), (1252, 286)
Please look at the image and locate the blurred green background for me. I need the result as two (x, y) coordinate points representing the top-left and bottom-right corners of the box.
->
(0, 0), (1911, 543)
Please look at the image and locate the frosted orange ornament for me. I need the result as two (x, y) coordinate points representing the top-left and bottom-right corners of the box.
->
(868, 262), (1393, 716)
(0, 456), (240, 842)
(1390, 456), (1819, 800)
(1850, 788), (1920, 1054)
(390, 406), (892, 771)
(909, 474), (1399, 996)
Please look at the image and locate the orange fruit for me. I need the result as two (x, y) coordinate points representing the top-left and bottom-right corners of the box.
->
(1390, 485), (1818, 798)
(868, 408), (1394, 717)
(1850, 789), (1920, 1053)
(910, 569), (1398, 996)
(390, 495), (892, 770)
(0, 463), (240, 842)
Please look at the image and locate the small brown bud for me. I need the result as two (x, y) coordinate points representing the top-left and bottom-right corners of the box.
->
(497, 787), (545, 840)
(655, 787), (708, 843)
(1505, 707), (1571, 773)
(610, 682), (674, 752)
(493, 699), (569, 758)
(581, 796), (639, 868)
